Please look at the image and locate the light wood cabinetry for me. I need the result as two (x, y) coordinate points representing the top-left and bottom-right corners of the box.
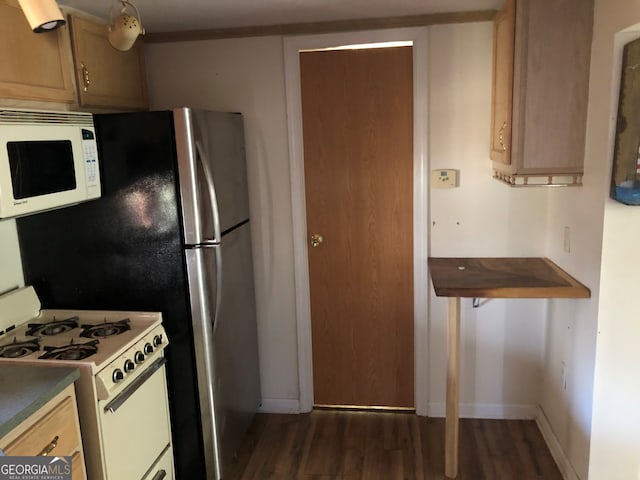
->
(489, 0), (515, 166)
(69, 14), (148, 110)
(0, 0), (148, 110)
(0, 384), (87, 480)
(490, 0), (593, 186)
(0, 0), (75, 103)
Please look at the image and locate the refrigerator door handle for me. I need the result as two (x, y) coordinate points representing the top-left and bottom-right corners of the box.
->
(185, 247), (223, 480)
(195, 141), (222, 243)
(212, 244), (223, 335)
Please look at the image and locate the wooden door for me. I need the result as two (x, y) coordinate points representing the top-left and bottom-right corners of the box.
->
(300, 46), (414, 408)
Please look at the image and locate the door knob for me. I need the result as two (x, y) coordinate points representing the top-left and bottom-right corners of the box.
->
(310, 234), (324, 248)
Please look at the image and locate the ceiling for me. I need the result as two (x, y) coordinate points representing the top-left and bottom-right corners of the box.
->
(59, 0), (502, 34)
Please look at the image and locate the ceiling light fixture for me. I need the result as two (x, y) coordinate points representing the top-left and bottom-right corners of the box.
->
(18, 0), (66, 33)
(108, 0), (145, 51)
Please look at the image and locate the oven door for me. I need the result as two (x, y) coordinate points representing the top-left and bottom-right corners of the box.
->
(98, 358), (173, 480)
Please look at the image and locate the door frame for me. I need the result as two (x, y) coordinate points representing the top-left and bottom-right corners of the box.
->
(284, 27), (430, 415)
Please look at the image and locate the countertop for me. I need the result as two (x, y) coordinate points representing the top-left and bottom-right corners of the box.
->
(428, 257), (591, 298)
(0, 365), (79, 439)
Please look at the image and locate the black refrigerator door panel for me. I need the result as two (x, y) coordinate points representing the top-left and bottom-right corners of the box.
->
(15, 111), (207, 479)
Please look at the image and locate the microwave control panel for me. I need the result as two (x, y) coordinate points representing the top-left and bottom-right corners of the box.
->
(81, 128), (101, 199)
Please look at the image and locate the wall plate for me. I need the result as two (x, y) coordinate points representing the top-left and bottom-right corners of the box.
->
(431, 169), (459, 188)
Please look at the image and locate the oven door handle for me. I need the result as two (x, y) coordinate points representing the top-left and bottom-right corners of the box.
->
(104, 357), (167, 414)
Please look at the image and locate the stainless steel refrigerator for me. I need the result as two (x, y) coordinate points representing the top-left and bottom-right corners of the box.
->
(16, 108), (262, 480)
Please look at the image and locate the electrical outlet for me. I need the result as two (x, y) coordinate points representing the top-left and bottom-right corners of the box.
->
(563, 226), (571, 253)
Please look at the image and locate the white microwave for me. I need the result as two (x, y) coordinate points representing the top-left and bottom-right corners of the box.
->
(0, 109), (101, 219)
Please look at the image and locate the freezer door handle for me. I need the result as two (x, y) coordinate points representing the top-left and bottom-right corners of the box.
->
(195, 140), (221, 243)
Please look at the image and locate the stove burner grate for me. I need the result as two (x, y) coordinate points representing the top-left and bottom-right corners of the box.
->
(26, 316), (79, 337)
(0, 338), (40, 358)
(80, 318), (131, 339)
(39, 339), (100, 361)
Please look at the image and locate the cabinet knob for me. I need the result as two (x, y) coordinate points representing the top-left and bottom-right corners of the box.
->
(498, 121), (508, 152)
(81, 62), (91, 92)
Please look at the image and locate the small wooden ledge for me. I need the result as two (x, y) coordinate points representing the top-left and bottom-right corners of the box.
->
(428, 257), (590, 299)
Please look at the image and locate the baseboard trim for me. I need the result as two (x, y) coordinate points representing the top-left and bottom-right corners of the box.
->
(535, 406), (579, 480)
(258, 398), (301, 414)
(427, 402), (537, 419)
(259, 399), (541, 420)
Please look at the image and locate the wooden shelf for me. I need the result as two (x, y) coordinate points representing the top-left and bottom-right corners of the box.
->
(428, 257), (590, 299)
(428, 256), (589, 479)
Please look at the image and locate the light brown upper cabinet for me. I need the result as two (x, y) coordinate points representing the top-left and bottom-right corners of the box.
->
(69, 15), (148, 110)
(0, 0), (75, 103)
(490, 0), (594, 186)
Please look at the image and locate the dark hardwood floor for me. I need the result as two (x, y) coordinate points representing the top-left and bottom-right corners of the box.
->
(227, 410), (562, 480)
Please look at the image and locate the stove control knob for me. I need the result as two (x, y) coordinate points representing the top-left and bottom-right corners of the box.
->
(112, 369), (124, 383)
(124, 359), (135, 373)
(134, 351), (145, 364)
(144, 343), (154, 355)
(153, 334), (163, 347)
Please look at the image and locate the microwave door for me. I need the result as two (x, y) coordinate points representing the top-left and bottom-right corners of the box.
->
(8, 140), (77, 200)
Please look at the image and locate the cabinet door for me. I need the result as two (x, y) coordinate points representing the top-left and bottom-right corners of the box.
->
(0, 0), (75, 103)
(0, 385), (86, 480)
(489, 0), (515, 165)
(514, 0), (592, 175)
(491, 0), (593, 184)
(2, 395), (80, 456)
(70, 15), (148, 110)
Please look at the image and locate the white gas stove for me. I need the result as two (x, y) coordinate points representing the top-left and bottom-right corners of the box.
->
(0, 287), (174, 480)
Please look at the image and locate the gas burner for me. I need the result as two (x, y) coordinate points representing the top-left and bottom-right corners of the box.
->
(80, 318), (131, 339)
(39, 339), (100, 361)
(0, 338), (40, 358)
(26, 316), (79, 337)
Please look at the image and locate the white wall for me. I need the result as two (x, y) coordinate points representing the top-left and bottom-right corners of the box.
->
(145, 23), (549, 416)
(0, 220), (24, 295)
(540, 67), (605, 480)
(586, 1), (640, 479)
(540, 1), (640, 479)
(428, 22), (549, 417)
(145, 37), (301, 407)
